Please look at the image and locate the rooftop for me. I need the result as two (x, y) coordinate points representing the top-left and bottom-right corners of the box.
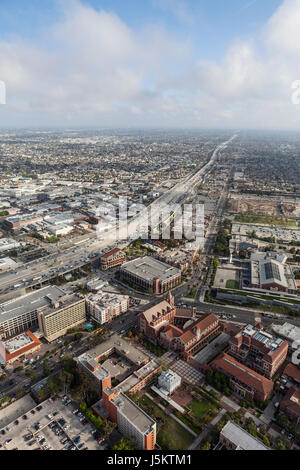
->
(77, 333), (149, 367)
(221, 421), (270, 450)
(111, 392), (156, 435)
(121, 256), (181, 282)
(0, 285), (66, 324)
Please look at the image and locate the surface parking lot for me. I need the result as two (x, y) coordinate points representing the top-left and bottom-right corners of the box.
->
(0, 395), (102, 451)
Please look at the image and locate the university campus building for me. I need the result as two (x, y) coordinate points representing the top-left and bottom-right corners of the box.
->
(228, 324), (288, 379)
(211, 352), (274, 402)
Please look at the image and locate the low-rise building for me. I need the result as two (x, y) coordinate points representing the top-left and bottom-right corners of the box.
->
(219, 421), (270, 450)
(0, 330), (41, 364)
(100, 248), (126, 271)
(280, 387), (300, 424)
(211, 352), (274, 402)
(0, 238), (21, 252)
(158, 369), (181, 395)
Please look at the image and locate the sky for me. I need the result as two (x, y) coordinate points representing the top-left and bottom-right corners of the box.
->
(1, 0), (300, 130)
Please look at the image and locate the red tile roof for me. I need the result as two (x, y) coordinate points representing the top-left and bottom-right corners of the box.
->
(283, 363), (300, 383)
(101, 248), (122, 259)
(280, 387), (300, 417)
(212, 352), (274, 397)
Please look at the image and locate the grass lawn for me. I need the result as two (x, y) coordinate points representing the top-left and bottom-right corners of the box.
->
(225, 279), (239, 289)
(138, 395), (194, 450)
(234, 214), (297, 228)
(187, 399), (216, 420)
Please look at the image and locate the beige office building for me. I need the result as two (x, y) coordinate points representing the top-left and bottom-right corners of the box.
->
(38, 295), (86, 342)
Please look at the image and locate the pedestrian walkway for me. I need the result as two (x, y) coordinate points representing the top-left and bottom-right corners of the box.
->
(144, 393), (197, 438)
(171, 360), (204, 385)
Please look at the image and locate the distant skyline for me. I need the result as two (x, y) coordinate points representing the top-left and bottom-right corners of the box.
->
(1, 0), (300, 130)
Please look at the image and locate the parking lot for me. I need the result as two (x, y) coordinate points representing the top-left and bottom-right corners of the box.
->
(0, 395), (103, 450)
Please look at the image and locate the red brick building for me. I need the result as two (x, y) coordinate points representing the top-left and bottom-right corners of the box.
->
(282, 363), (300, 385)
(138, 293), (220, 359)
(211, 352), (274, 402)
(100, 248), (126, 271)
(228, 324), (288, 379)
(280, 387), (300, 424)
(161, 313), (220, 360)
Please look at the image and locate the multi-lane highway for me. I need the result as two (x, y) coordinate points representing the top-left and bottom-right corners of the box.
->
(0, 135), (237, 297)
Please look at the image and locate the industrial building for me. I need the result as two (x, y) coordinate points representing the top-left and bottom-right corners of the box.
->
(120, 256), (181, 294)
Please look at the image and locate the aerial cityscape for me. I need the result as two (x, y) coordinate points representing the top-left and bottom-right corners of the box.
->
(0, 0), (300, 458)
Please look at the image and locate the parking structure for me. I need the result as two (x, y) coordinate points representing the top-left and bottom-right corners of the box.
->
(0, 395), (103, 450)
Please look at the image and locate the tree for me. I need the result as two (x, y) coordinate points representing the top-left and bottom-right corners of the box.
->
(113, 437), (134, 450)
(43, 360), (51, 377)
(200, 441), (211, 450)
(102, 420), (117, 441)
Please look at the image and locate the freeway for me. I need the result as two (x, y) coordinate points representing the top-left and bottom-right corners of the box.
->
(0, 135), (237, 297)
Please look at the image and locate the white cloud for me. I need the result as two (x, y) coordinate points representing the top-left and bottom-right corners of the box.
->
(1, 0), (300, 129)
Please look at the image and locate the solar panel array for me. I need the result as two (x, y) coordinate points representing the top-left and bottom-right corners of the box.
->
(264, 261), (281, 281)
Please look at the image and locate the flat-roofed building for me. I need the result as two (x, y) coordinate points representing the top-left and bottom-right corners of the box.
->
(120, 256), (181, 294)
(100, 248), (126, 271)
(211, 352), (274, 402)
(0, 238), (21, 252)
(0, 285), (67, 339)
(220, 421), (270, 450)
(37, 294), (86, 342)
(158, 369), (181, 395)
(272, 322), (300, 347)
(103, 389), (156, 450)
(229, 324), (288, 379)
(86, 291), (129, 325)
(0, 330), (41, 364)
(77, 333), (149, 369)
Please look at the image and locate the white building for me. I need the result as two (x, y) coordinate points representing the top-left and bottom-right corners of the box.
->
(158, 369), (181, 395)
(0, 257), (18, 272)
(0, 238), (21, 252)
(86, 291), (129, 325)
